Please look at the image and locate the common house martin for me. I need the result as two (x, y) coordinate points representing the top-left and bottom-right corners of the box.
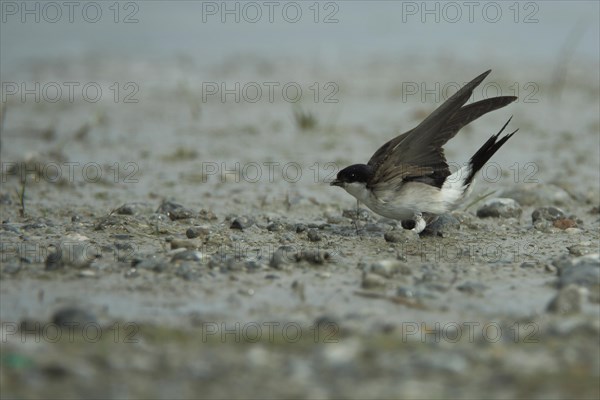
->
(331, 70), (518, 233)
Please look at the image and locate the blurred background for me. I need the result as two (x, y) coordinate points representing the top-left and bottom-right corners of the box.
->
(2, 1), (599, 207)
(1, 1), (599, 399)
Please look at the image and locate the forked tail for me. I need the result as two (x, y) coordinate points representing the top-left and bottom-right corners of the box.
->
(464, 117), (519, 187)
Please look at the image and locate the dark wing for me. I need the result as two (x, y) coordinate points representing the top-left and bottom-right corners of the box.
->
(367, 70), (516, 188)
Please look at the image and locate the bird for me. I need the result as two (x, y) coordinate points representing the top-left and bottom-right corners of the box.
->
(330, 69), (518, 234)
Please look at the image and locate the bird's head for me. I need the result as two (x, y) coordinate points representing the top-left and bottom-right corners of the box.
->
(330, 164), (374, 188)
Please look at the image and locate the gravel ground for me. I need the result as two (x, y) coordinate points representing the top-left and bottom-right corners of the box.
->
(1, 4), (599, 398)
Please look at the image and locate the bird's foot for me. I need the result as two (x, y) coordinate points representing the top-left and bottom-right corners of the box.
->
(401, 215), (426, 234)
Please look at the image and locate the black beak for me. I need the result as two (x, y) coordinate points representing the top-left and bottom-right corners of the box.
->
(330, 180), (343, 187)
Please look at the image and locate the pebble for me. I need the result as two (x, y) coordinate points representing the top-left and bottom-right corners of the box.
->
(135, 257), (169, 272)
(531, 206), (566, 223)
(564, 227), (582, 234)
(45, 250), (64, 271)
(51, 307), (97, 328)
(226, 258), (246, 271)
(244, 260), (263, 271)
(553, 253), (600, 289)
(384, 229), (420, 243)
(363, 223), (387, 233)
(367, 259), (411, 278)
(156, 200), (196, 220)
(422, 214), (460, 236)
(361, 272), (387, 289)
(45, 243), (98, 270)
(546, 284), (583, 314)
(567, 242), (596, 256)
(295, 250), (331, 265)
(114, 202), (153, 215)
(307, 229), (322, 242)
(170, 239), (199, 250)
(325, 214), (346, 224)
(198, 209), (217, 221)
(397, 286), (439, 300)
(170, 250), (204, 263)
(78, 270), (97, 278)
(295, 224), (307, 233)
(270, 246), (295, 269)
(501, 184), (572, 206)
(230, 216), (254, 230)
(267, 222), (284, 232)
(175, 263), (199, 281)
(186, 226), (210, 238)
(476, 198), (522, 219)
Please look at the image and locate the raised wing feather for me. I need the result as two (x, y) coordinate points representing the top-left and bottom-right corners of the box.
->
(367, 70), (516, 188)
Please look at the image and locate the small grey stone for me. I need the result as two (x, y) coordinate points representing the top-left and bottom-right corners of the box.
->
(295, 250), (331, 265)
(114, 241), (135, 252)
(568, 243), (595, 257)
(326, 214), (346, 224)
(368, 259), (411, 278)
(361, 272), (387, 289)
(363, 223), (386, 233)
(270, 246), (295, 269)
(135, 257), (169, 272)
(397, 286), (438, 300)
(476, 198), (522, 219)
(186, 226), (210, 238)
(267, 222), (284, 232)
(115, 202), (153, 215)
(554, 253), (600, 289)
(175, 263), (199, 281)
(422, 214), (461, 236)
(52, 307), (97, 328)
(532, 207), (566, 223)
(45, 243), (98, 270)
(295, 224), (307, 233)
(520, 262), (542, 269)
(45, 249), (64, 271)
(230, 216), (254, 230)
(396, 286), (416, 298)
(384, 229), (419, 243)
(546, 284), (582, 314)
(170, 250), (204, 263)
(157, 200), (196, 220)
(245, 260), (263, 271)
(170, 239), (199, 250)
(307, 229), (322, 242)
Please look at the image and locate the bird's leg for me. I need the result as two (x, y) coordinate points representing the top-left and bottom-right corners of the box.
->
(353, 199), (360, 236)
(412, 214), (427, 234)
(401, 220), (416, 230)
(400, 214), (426, 234)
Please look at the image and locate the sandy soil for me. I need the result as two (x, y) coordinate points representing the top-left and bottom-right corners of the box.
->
(1, 47), (599, 399)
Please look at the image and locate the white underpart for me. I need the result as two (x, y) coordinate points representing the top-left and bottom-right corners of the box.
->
(341, 165), (476, 233)
(439, 165), (473, 208)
